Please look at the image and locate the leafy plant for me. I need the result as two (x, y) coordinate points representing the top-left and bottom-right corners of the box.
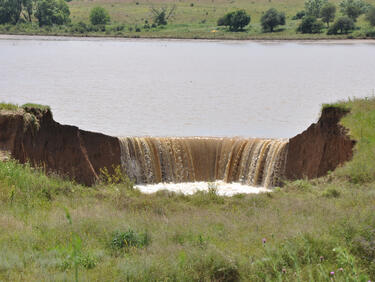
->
(99, 165), (134, 188)
(150, 5), (176, 26)
(110, 229), (150, 252)
(35, 0), (70, 26)
(305, 0), (328, 17)
(260, 8), (286, 32)
(297, 16), (324, 33)
(217, 9), (251, 31)
(339, 0), (369, 21)
(327, 16), (355, 34)
(366, 6), (375, 26)
(292, 10), (306, 20)
(90, 6), (110, 25)
(320, 2), (336, 27)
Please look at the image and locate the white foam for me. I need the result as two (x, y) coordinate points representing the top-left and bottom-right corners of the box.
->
(135, 181), (271, 196)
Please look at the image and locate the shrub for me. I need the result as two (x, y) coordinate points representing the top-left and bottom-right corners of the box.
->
(217, 9), (251, 31)
(70, 21), (88, 34)
(297, 16), (324, 33)
(339, 0), (369, 21)
(366, 6), (375, 26)
(186, 249), (240, 281)
(328, 16), (355, 34)
(322, 187), (341, 198)
(0, 0), (35, 24)
(305, 0), (328, 17)
(89, 6), (110, 25)
(35, 0), (70, 26)
(260, 8), (286, 32)
(320, 2), (336, 27)
(292, 10), (306, 20)
(110, 229), (150, 252)
(150, 6), (176, 26)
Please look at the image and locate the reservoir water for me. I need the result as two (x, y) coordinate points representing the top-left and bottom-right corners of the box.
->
(1, 35), (374, 138)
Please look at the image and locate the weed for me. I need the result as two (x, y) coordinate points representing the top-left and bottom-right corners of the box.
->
(110, 229), (150, 252)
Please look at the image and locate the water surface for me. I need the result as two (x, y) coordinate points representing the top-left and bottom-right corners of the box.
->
(1, 36), (374, 138)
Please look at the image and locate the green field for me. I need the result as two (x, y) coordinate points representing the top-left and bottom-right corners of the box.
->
(1, 0), (375, 39)
(1, 97), (375, 280)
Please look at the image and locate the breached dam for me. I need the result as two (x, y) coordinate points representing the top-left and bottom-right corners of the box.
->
(119, 137), (288, 188)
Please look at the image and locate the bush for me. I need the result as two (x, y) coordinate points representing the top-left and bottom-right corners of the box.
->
(89, 6), (110, 25)
(339, 0), (369, 21)
(110, 229), (150, 252)
(305, 0), (328, 17)
(70, 21), (88, 34)
(320, 2), (336, 27)
(35, 0), (70, 26)
(150, 6), (176, 26)
(328, 16), (355, 34)
(292, 10), (306, 20)
(217, 9), (250, 31)
(297, 16), (324, 33)
(322, 187), (341, 198)
(366, 6), (375, 26)
(260, 8), (286, 32)
(186, 249), (240, 282)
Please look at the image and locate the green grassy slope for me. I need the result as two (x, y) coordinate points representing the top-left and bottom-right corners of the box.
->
(1, 97), (375, 281)
(1, 0), (375, 39)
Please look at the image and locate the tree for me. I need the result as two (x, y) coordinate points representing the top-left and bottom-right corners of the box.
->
(89, 6), (110, 25)
(327, 16), (355, 34)
(366, 6), (375, 26)
(292, 10), (306, 20)
(217, 9), (250, 31)
(305, 0), (327, 17)
(339, 0), (369, 21)
(150, 5), (176, 26)
(0, 0), (23, 24)
(320, 2), (336, 27)
(22, 0), (34, 22)
(35, 0), (70, 26)
(297, 15), (324, 33)
(260, 8), (285, 32)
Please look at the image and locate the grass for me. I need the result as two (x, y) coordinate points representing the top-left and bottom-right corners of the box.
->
(1, 97), (375, 280)
(0, 103), (50, 112)
(1, 0), (375, 39)
(21, 103), (51, 111)
(0, 103), (20, 111)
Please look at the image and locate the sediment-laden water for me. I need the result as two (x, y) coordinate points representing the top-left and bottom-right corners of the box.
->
(119, 137), (288, 188)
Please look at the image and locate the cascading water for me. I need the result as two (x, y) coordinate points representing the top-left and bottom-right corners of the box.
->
(119, 137), (288, 188)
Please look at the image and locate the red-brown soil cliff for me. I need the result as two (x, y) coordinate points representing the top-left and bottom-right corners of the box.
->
(284, 106), (355, 180)
(0, 107), (121, 186)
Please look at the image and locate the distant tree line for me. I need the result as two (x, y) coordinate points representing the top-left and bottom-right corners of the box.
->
(0, 0), (179, 33)
(217, 0), (375, 34)
(0, 0), (375, 36)
(0, 0), (70, 26)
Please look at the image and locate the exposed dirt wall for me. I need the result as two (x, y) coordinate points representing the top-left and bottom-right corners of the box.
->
(0, 108), (121, 186)
(284, 106), (355, 180)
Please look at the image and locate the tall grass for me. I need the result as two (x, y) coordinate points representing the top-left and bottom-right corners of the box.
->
(335, 97), (375, 183)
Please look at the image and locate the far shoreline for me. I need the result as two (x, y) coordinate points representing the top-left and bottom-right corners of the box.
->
(1, 33), (375, 44)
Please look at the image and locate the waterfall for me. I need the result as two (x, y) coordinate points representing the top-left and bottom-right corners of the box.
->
(119, 137), (288, 187)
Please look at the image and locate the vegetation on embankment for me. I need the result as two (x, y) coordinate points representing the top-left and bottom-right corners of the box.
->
(1, 0), (375, 39)
(0, 102), (50, 112)
(1, 97), (375, 281)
